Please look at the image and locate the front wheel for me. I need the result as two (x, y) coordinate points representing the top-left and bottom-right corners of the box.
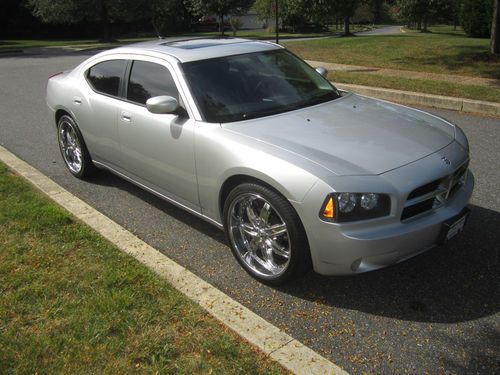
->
(223, 183), (311, 285)
(57, 115), (95, 179)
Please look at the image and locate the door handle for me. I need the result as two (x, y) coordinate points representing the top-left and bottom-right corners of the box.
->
(121, 111), (132, 122)
(73, 96), (82, 105)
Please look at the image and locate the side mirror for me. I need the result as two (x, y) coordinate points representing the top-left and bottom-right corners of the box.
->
(146, 95), (178, 114)
(315, 67), (328, 78)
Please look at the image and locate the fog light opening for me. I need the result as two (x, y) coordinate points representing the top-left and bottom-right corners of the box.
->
(350, 258), (362, 272)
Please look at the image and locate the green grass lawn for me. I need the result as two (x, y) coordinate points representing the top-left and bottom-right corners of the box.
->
(285, 26), (500, 79)
(0, 163), (284, 374)
(329, 71), (500, 103)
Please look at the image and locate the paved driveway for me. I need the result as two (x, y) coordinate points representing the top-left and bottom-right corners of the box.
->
(355, 25), (403, 36)
(0, 50), (498, 374)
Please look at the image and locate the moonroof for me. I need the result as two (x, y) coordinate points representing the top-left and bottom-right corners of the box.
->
(162, 39), (244, 50)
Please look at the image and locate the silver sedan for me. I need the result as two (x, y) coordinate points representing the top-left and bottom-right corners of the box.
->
(46, 38), (474, 284)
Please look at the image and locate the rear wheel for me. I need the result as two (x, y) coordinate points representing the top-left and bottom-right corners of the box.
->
(57, 115), (95, 179)
(223, 183), (310, 285)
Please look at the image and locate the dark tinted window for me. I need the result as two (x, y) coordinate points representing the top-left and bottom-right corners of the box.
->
(182, 49), (340, 123)
(127, 61), (178, 105)
(86, 60), (126, 97)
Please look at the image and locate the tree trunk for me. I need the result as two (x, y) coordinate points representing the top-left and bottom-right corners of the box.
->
(453, 4), (458, 30)
(99, 2), (111, 42)
(275, 0), (279, 44)
(492, 0), (500, 54)
(344, 16), (350, 36)
(152, 15), (162, 38)
(99, 0), (112, 42)
(422, 16), (428, 32)
(373, 1), (382, 24)
(220, 13), (225, 36)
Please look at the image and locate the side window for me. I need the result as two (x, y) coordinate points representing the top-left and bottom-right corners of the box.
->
(127, 61), (179, 105)
(86, 60), (126, 97)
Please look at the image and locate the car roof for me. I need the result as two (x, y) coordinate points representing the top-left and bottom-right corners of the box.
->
(109, 37), (283, 63)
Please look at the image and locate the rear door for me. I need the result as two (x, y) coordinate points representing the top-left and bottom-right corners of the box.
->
(80, 59), (127, 167)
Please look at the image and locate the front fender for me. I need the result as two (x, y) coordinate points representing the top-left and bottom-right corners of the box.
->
(195, 123), (319, 223)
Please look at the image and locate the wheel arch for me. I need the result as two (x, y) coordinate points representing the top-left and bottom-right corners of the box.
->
(55, 109), (72, 127)
(219, 174), (281, 220)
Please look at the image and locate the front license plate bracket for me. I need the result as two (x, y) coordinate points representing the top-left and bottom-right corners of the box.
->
(436, 207), (471, 245)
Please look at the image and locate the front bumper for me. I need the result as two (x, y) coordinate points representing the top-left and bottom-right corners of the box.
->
(294, 158), (474, 276)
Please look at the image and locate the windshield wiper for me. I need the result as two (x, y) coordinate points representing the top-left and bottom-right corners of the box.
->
(303, 91), (340, 106)
(239, 107), (285, 121)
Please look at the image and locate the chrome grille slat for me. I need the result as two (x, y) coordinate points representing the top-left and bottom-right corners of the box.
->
(401, 160), (469, 221)
(404, 187), (448, 208)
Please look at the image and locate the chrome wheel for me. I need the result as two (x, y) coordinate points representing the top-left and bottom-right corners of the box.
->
(228, 193), (291, 278)
(58, 120), (83, 174)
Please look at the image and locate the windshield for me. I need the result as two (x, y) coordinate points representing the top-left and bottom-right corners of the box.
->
(182, 49), (341, 123)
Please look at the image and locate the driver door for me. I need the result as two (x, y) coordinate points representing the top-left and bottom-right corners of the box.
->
(117, 58), (198, 211)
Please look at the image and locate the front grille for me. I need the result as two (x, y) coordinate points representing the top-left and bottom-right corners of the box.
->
(407, 179), (441, 200)
(401, 198), (435, 221)
(401, 161), (469, 221)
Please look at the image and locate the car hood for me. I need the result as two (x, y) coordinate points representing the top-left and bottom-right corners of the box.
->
(222, 94), (455, 176)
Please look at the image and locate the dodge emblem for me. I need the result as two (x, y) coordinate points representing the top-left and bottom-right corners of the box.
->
(441, 156), (451, 166)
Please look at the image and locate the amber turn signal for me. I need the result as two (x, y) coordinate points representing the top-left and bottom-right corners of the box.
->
(323, 196), (335, 219)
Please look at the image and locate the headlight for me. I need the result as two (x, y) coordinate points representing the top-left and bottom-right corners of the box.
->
(338, 193), (357, 213)
(320, 193), (391, 222)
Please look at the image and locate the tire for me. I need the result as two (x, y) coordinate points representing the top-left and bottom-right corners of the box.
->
(223, 183), (311, 285)
(57, 115), (95, 179)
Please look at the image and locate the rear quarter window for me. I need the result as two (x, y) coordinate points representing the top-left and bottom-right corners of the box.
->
(86, 60), (126, 97)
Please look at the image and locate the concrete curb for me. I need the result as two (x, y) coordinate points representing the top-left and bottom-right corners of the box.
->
(334, 83), (500, 117)
(0, 145), (348, 375)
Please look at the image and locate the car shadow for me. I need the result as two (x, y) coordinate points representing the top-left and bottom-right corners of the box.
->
(277, 203), (499, 324)
(84, 169), (226, 242)
(390, 45), (500, 80)
(85, 170), (498, 324)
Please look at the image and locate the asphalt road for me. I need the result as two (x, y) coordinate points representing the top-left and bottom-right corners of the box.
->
(0, 50), (498, 375)
(355, 25), (403, 36)
(282, 25), (403, 43)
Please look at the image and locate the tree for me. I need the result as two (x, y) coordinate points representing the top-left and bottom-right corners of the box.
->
(398, 0), (453, 32)
(151, 0), (191, 38)
(452, 0), (463, 30)
(370, 0), (385, 24)
(338, 0), (360, 35)
(254, 0), (308, 31)
(255, 0), (337, 34)
(491, 0), (499, 53)
(184, 0), (254, 36)
(27, 0), (148, 41)
(461, 0), (493, 38)
(1, 0), (42, 37)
